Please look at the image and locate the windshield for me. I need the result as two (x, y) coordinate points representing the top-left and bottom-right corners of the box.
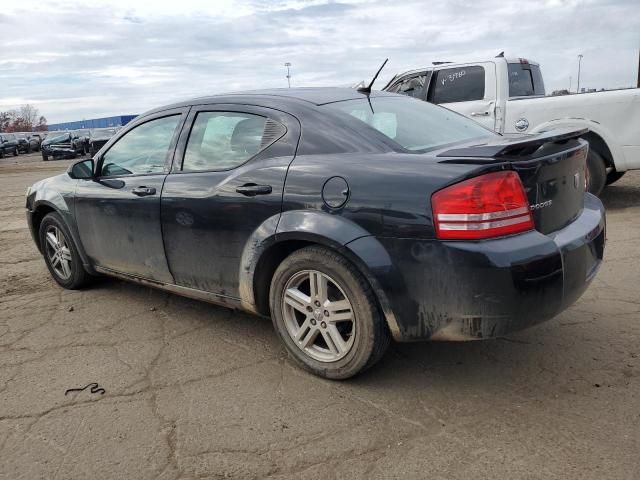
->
(45, 133), (70, 144)
(326, 96), (494, 152)
(508, 63), (545, 97)
(91, 128), (117, 137)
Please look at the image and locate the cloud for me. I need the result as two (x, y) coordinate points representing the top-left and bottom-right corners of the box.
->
(0, 0), (638, 123)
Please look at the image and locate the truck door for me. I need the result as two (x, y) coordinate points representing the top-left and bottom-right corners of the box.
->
(427, 62), (498, 131)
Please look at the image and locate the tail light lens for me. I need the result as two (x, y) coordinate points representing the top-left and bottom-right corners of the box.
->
(432, 171), (534, 240)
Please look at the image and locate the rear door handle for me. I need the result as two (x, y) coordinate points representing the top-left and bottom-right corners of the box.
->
(131, 186), (156, 196)
(471, 111), (490, 116)
(236, 184), (272, 196)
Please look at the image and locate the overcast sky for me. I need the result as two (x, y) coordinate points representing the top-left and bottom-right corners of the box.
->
(1, 0), (638, 124)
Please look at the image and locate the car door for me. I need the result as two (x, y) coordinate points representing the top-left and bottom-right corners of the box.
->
(161, 104), (300, 298)
(75, 108), (188, 282)
(427, 62), (498, 130)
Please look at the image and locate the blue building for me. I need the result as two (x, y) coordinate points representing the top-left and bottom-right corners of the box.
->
(48, 115), (137, 131)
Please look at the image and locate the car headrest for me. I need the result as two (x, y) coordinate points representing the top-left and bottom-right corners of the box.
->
(230, 117), (265, 156)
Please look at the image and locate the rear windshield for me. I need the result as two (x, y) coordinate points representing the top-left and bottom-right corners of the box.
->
(325, 96), (494, 153)
(508, 63), (545, 97)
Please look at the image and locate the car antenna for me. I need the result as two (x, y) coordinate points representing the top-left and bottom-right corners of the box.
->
(495, 51), (505, 58)
(357, 58), (388, 94)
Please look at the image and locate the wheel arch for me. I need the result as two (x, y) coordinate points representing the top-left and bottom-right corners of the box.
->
(241, 211), (403, 340)
(30, 200), (93, 272)
(528, 119), (623, 171)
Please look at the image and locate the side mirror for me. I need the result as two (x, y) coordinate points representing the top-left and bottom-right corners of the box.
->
(68, 158), (94, 180)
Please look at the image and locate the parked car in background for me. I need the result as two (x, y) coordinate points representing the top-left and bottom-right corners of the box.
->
(0, 133), (19, 158)
(88, 127), (119, 156)
(28, 133), (42, 152)
(41, 132), (84, 161)
(384, 56), (640, 195)
(26, 88), (605, 379)
(72, 129), (90, 154)
(15, 133), (32, 153)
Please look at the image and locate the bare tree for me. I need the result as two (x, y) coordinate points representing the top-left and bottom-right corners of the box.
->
(0, 105), (46, 132)
(19, 104), (39, 128)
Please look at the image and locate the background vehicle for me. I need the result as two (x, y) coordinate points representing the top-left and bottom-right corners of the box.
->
(40, 131), (83, 161)
(88, 127), (119, 156)
(28, 133), (42, 152)
(71, 129), (90, 154)
(384, 56), (640, 195)
(0, 133), (19, 158)
(26, 89), (604, 379)
(15, 133), (31, 153)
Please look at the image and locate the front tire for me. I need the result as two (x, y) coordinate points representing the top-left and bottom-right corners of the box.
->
(42, 152), (48, 161)
(39, 212), (90, 289)
(270, 246), (390, 379)
(13, 147), (18, 156)
(586, 149), (607, 196)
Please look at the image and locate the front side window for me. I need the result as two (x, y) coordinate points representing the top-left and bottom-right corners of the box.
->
(100, 115), (180, 176)
(182, 112), (271, 172)
(431, 66), (485, 104)
(326, 96), (493, 153)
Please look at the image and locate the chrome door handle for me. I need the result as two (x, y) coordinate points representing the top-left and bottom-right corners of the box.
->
(471, 111), (490, 116)
(131, 186), (156, 196)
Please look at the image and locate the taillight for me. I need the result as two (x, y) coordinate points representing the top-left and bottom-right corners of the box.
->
(432, 171), (534, 240)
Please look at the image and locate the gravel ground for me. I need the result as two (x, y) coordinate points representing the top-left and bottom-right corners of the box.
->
(1, 152), (639, 480)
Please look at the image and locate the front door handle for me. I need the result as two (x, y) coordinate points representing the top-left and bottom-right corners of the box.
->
(236, 184), (272, 196)
(131, 186), (156, 196)
(471, 111), (490, 116)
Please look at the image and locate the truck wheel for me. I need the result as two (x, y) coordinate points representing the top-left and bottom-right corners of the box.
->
(606, 170), (625, 186)
(586, 150), (606, 196)
(42, 153), (48, 161)
(270, 245), (390, 379)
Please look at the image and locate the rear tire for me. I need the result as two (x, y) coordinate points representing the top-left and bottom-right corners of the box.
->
(606, 170), (625, 186)
(39, 212), (90, 289)
(13, 147), (18, 156)
(270, 246), (390, 379)
(586, 149), (606, 196)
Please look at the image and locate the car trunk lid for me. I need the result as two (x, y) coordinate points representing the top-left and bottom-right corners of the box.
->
(437, 128), (588, 234)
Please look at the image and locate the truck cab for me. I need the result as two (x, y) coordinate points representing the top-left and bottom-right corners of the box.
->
(384, 57), (640, 195)
(384, 58), (544, 133)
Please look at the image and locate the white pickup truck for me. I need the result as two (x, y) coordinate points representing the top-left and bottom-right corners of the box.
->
(383, 57), (640, 195)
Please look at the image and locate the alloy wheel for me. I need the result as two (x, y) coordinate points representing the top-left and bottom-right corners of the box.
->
(281, 270), (356, 362)
(44, 225), (73, 280)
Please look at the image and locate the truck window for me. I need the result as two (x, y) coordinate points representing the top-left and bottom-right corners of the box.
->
(430, 66), (485, 104)
(388, 73), (431, 100)
(508, 63), (545, 97)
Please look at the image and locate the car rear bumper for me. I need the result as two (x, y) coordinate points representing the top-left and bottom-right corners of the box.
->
(357, 193), (605, 341)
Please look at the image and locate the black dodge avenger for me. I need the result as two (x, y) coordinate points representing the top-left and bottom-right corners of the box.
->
(26, 88), (605, 379)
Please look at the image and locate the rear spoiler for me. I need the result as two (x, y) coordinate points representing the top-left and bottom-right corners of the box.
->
(438, 128), (588, 158)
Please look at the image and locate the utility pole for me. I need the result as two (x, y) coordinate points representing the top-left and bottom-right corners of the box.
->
(569, 76), (572, 92)
(284, 62), (292, 88)
(637, 49), (639, 88)
(577, 54), (583, 93)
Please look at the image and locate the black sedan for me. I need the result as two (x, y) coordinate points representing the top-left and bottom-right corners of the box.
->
(25, 89), (605, 379)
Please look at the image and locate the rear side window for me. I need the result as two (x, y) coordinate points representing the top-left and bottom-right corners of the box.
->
(508, 63), (546, 97)
(430, 66), (485, 104)
(388, 73), (431, 99)
(182, 112), (283, 172)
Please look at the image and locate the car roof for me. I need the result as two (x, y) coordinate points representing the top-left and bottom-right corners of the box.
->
(143, 87), (398, 117)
